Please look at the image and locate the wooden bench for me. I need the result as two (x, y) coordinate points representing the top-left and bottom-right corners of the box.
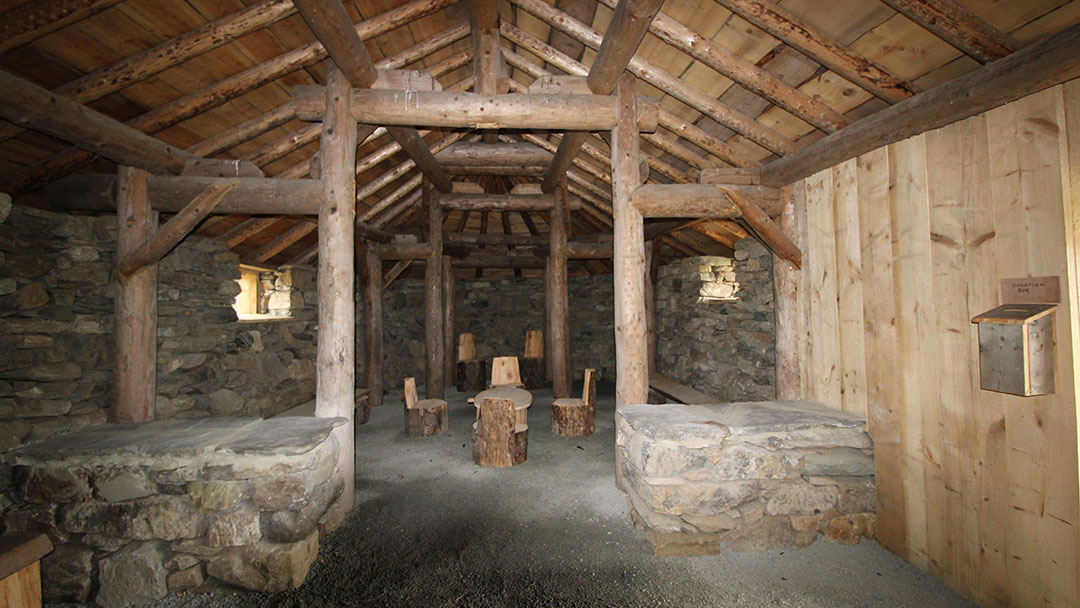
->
(0, 533), (52, 608)
(648, 373), (716, 405)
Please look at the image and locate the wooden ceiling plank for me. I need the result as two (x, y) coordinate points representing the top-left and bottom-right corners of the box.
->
(0, 69), (198, 175)
(715, 0), (918, 104)
(221, 216), (283, 247)
(510, 0), (796, 157)
(598, 0), (846, 133)
(0, 0), (459, 193)
(286, 243), (319, 266)
(243, 122), (321, 167)
(878, 0), (1018, 64)
(501, 23), (760, 168)
(536, 0), (663, 192)
(762, 22), (1080, 185)
(0, 0), (123, 55)
(249, 219), (317, 262)
(294, 0), (453, 192)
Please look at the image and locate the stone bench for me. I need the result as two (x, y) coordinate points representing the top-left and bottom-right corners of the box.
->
(616, 401), (875, 556)
(4, 416), (345, 607)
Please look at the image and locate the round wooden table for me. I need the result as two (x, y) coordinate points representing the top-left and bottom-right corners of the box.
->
(474, 386), (532, 426)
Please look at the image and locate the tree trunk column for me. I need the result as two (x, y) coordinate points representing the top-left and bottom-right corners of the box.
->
(612, 72), (648, 407)
(114, 166), (157, 423)
(543, 257), (553, 383)
(364, 240), (383, 408)
(316, 66), (357, 523)
(425, 183), (445, 398)
(550, 182), (571, 398)
(442, 256), (456, 387)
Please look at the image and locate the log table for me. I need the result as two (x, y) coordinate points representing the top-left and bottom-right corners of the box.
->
(0, 532), (53, 608)
(474, 385), (532, 426)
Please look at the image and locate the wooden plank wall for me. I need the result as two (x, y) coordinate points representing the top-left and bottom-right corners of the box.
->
(784, 82), (1080, 608)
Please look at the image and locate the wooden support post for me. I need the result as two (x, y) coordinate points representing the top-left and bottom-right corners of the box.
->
(543, 256), (553, 383)
(315, 66), (356, 524)
(442, 256), (456, 387)
(364, 240), (384, 408)
(424, 183), (446, 399)
(645, 239), (658, 375)
(773, 184), (802, 400)
(612, 73), (648, 407)
(470, 0), (506, 143)
(551, 179), (571, 398)
(113, 166), (157, 423)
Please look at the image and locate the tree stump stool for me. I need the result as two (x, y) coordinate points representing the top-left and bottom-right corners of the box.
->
(402, 378), (448, 437)
(520, 357), (544, 390)
(472, 397), (527, 467)
(552, 368), (597, 437)
(456, 359), (487, 392)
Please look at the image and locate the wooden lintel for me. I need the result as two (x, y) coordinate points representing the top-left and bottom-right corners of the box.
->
(761, 23), (1080, 186)
(435, 141), (553, 166)
(439, 193), (580, 212)
(44, 174), (324, 214)
(632, 183), (782, 218)
(292, 87), (660, 132)
(116, 180), (240, 277)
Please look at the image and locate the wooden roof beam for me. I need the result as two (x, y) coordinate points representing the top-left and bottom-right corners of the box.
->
(187, 103), (297, 158)
(355, 131), (469, 204)
(538, 0), (664, 192)
(596, 0), (846, 133)
(243, 123), (322, 167)
(501, 24), (760, 168)
(0, 70), (198, 176)
(294, 0), (453, 192)
(0, 0), (459, 194)
(879, 0), (1017, 64)
(249, 220), (318, 263)
(715, 0), (917, 104)
(220, 217), (284, 248)
(0, 0), (122, 55)
(761, 23), (1080, 186)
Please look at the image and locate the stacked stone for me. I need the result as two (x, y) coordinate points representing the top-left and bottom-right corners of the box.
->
(3, 417), (343, 606)
(367, 275), (617, 390)
(656, 238), (775, 402)
(0, 202), (114, 455)
(616, 401), (875, 556)
(156, 242), (318, 420)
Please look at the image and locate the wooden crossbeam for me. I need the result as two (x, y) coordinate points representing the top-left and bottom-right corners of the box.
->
(294, 0), (453, 192)
(436, 141), (552, 168)
(761, 23), (1080, 186)
(879, 0), (1017, 64)
(716, 0), (917, 104)
(631, 184), (782, 218)
(0, 0), (458, 193)
(439, 193), (567, 212)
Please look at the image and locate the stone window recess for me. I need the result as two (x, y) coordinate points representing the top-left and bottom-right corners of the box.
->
(696, 258), (740, 302)
(234, 265), (299, 321)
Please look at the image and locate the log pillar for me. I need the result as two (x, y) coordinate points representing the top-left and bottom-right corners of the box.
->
(550, 180), (571, 398)
(612, 72), (648, 407)
(113, 166), (157, 423)
(442, 256), (456, 387)
(316, 66), (357, 523)
(424, 182), (446, 398)
(543, 256), (553, 383)
(774, 184), (802, 399)
(364, 240), (383, 408)
(645, 239), (659, 375)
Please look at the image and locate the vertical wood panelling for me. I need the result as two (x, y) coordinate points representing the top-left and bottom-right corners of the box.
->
(789, 82), (1080, 608)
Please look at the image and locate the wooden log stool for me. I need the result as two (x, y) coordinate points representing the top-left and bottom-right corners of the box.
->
(520, 330), (545, 390)
(552, 368), (597, 437)
(489, 355), (525, 388)
(0, 532), (52, 608)
(456, 333), (487, 392)
(402, 377), (448, 437)
(472, 397), (528, 467)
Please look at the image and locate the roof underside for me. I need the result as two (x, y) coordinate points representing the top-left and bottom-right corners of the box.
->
(1, 0), (1077, 279)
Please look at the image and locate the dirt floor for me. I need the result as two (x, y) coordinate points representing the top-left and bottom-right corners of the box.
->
(146, 383), (975, 608)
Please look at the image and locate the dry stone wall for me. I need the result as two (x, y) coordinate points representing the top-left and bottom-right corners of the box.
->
(361, 274), (616, 390)
(656, 238), (775, 401)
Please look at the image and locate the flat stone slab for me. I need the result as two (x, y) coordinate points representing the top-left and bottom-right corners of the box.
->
(15, 416), (346, 463)
(619, 401), (866, 445)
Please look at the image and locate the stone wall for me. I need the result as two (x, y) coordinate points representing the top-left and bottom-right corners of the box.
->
(4, 416), (342, 605)
(362, 274), (616, 390)
(656, 238), (775, 401)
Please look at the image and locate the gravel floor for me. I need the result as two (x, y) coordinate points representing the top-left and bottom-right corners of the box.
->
(141, 383), (974, 608)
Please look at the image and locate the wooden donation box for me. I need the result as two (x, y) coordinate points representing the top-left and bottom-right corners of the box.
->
(972, 303), (1057, 396)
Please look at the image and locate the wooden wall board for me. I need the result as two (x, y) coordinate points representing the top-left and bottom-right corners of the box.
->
(789, 84), (1080, 608)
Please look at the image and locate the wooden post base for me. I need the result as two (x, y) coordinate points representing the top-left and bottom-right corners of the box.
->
(472, 397), (528, 467)
(551, 398), (595, 437)
(404, 399), (449, 437)
(355, 388), (371, 425)
(456, 359), (487, 392)
(520, 357), (544, 390)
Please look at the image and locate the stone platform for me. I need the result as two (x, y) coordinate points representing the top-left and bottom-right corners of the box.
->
(616, 401), (875, 556)
(4, 416), (345, 606)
